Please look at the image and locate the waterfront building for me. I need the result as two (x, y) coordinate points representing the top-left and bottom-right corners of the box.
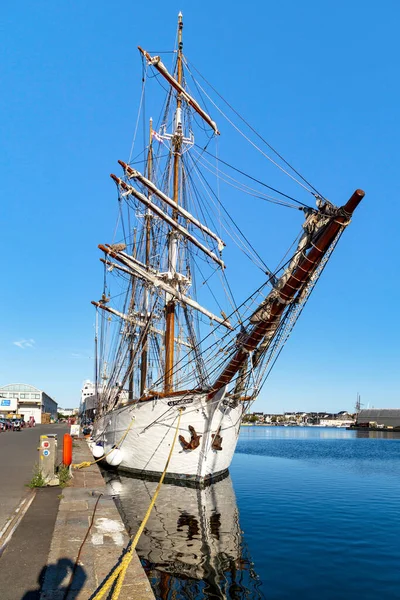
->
(319, 418), (355, 427)
(0, 383), (58, 423)
(356, 409), (400, 428)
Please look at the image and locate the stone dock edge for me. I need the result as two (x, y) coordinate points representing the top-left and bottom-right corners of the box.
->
(40, 438), (155, 600)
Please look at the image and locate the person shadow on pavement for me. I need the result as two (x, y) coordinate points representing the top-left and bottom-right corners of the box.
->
(22, 558), (87, 599)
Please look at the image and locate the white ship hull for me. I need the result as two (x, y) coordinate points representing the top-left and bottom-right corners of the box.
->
(92, 389), (244, 483)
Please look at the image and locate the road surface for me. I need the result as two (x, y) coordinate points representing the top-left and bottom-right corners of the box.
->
(0, 423), (67, 538)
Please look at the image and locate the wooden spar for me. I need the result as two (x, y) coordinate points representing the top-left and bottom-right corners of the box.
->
(92, 301), (129, 321)
(208, 189), (365, 399)
(98, 253), (232, 328)
(110, 175), (225, 268)
(137, 52), (219, 135)
(118, 160), (225, 250)
(92, 301), (193, 349)
(164, 12), (183, 393)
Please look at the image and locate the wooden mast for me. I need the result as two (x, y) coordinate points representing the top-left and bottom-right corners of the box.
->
(128, 228), (137, 401)
(164, 12), (183, 393)
(208, 189), (365, 399)
(140, 118), (153, 397)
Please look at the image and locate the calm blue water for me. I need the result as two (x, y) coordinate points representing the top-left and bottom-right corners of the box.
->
(108, 426), (400, 599)
(232, 427), (400, 600)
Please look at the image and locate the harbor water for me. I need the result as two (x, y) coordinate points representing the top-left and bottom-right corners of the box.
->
(105, 427), (400, 599)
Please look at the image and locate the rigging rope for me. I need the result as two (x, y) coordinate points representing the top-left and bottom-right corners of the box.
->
(191, 146), (302, 209)
(184, 63), (315, 195)
(185, 57), (326, 200)
(128, 57), (148, 163)
(194, 144), (313, 210)
(185, 152), (275, 275)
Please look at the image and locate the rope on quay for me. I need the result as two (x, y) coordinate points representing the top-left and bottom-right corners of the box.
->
(71, 417), (136, 470)
(90, 408), (184, 600)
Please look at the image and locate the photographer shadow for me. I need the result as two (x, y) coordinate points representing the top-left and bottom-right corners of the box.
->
(22, 557), (86, 599)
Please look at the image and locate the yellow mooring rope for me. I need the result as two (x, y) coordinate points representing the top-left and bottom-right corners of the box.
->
(91, 408), (184, 600)
(72, 417), (136, 470)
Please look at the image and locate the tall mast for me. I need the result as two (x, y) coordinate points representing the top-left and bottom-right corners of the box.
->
(128, 228), (137, 401)
(140, 118), (153, 396)
(165, 12), (183, 393)
(94, 309), (98, 402)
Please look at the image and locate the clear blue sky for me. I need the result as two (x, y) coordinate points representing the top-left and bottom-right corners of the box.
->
(1, 1), (398, 412)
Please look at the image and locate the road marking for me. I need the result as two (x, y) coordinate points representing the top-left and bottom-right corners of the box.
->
(0, 490), (36, 557)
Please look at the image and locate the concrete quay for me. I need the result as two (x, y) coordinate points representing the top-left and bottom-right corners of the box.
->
(41, 438), (155, 599)
(0, 427), (155, 600)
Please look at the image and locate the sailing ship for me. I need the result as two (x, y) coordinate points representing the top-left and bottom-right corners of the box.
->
(91, 13), (364, 483)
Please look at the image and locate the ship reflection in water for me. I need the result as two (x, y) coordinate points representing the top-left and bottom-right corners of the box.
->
(103, 472), (264, 599)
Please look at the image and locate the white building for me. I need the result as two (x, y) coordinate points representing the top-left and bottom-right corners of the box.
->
(81, 380), (98, 405)
(319, 418), (355, 428)
(58, 407), (79, 417)
(0, 383), (58, 423)
(80, 380), (129, 417)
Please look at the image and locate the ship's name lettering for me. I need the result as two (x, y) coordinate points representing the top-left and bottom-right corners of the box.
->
(168, 398), (194, 407)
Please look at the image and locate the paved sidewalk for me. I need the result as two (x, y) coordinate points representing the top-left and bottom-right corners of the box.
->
(0, 487), (61, 600)
(40, 439), (155, 599)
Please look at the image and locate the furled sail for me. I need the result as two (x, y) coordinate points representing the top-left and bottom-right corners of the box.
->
(97, 245), (232, 329)
(118, 161), (225, 251)
(110, 175), (225, 269)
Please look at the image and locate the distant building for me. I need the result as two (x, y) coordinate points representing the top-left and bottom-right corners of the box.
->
(58, 407), (79, 417)
(319, 418), (354, 427)
(81, 380), (97, 405)
(356, 409), (400, 428)
(0, 383), (57, 423)
(80, 379), (131, 418)
(81, 394), (97, 422)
